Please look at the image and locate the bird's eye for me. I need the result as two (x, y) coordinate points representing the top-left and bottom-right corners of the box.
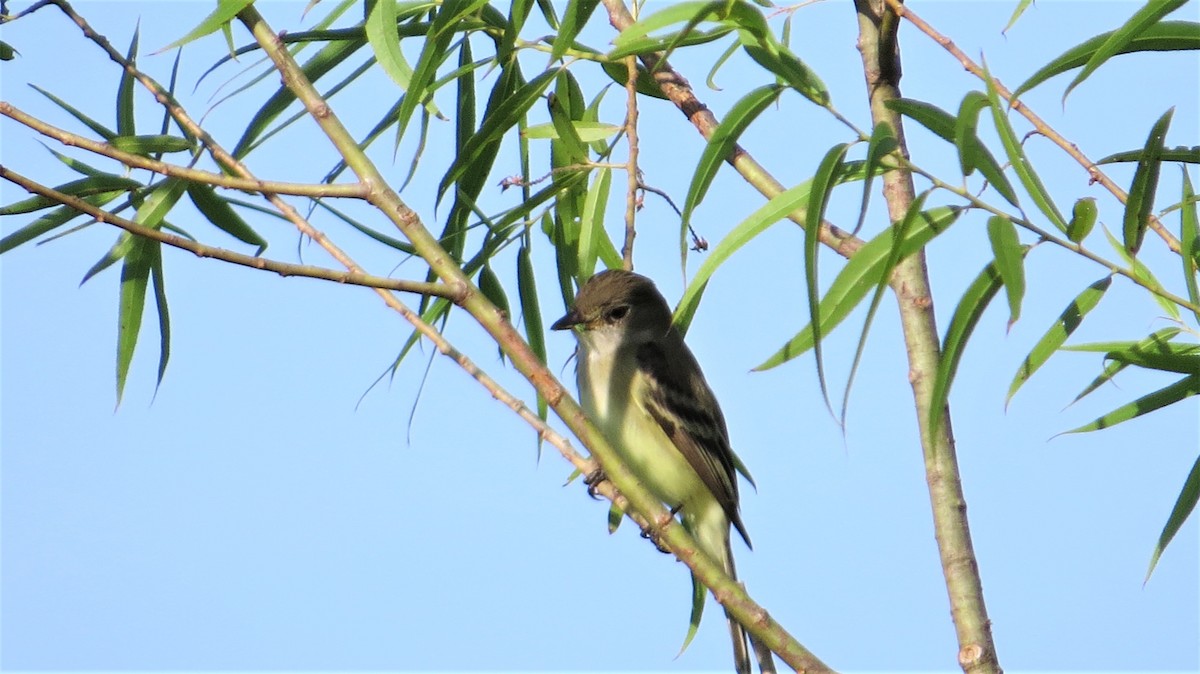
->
(606, 305), (629, 322)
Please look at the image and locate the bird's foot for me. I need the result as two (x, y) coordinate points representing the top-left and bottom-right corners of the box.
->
(584, 467), (607, 500)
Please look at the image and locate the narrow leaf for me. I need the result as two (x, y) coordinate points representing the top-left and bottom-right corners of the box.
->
(186, 184), (267, 255)
(755, 206), (963, 369)
(986, 215), (1026, 328)
(0, 192), (124, 254)
(116, 236), (152, 405)
(1013, 21), (1200, 99)
(110, 134), (194, 154)
(1062, 374), (1199, 434)
(804, 143), (850, 415)
(158, 0), (255, 52)
(28, 84), (117, 140)
(148, 241), (171, 390)
(1007, 276), (1112, 405)
(855, 122), (898, 234)
(1146, 453), (1200, 582)
(929, 260), (1006, 434)
(1062, 0), (1189, 102)
(1123, 108), (1173, 255)
(1180, 169), (1200, 323)
(981, 61), (1068, 231)
(117, 27), (139, 138)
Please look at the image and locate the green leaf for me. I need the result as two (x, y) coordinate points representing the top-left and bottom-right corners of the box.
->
(680, 84), (783, 267)
(158, 0), (255, 52)
(517, 244), (549, 458)
(887, 96), (1019, 209)
(547, 88), (588, 166)
(551, 0), (600, 63)
(577, 168), (612, 280)
(754, 206), (962, 369)
(929, 260), (1006, 434)
(1103, 225), (1180, 321)
(804, 143), (850, 414)
(185, 184), (267, 255)
(981, 61), (1068, 232)
(438, 69), (556, 206)
(986, 215), (1026, 328)
(1097, 145), (1200, 165)
(148, 241), (171, 390)
(1002, 0), (1035, 35)
(523, 121), (621, 142)
(116, 235), (153, 405)
(0, 191), (125, 254)
(680, 571), (706, 659)
(1007, 277), (1112, 405)
(233, 35), (367, 158)
(0, 176), (141, 215)
(28, 84), (117, 140)
(0, 40), (18, 61)
(1123, 108), (1173, 255)
(380, 0), (458, 149)
(854, 122), (898, 235)
(1065, 328), (1182, 405)
(1062, 0), (1189, 102)
(117, 27), (139, 138)
(674, 177), (814, 336)
(955, 91), (1020, 208)
(110, 134), (194, 154)
(1013, 21), (1200, 100)
(611, 1), (715, 50)
(1180, 169), (1200, 324)
(1146, 453), (1200, 583)
(1067, 197), (1098, 244)
(1062, 373), (1198, 434)
(840, 191), (931, 429)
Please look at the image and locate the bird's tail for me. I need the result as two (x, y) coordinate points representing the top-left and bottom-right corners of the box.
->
(723, 541), (776, 674)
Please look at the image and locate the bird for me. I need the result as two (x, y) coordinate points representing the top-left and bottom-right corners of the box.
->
(551, 269), (767, 674)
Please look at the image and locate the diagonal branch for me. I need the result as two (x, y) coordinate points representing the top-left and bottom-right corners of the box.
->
(883, 0), (1181, 254)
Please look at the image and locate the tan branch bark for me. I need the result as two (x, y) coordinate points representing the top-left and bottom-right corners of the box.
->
(0, 165), (453, 298)
(0, 102), (367, 199)
(854, 2), (1000, 673)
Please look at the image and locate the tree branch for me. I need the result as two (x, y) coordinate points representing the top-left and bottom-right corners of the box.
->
(0, 165), (455, 298)
(0, 102), (368, 199)
(883, 0), (1181, 254)
(853, 2), (1000, 673)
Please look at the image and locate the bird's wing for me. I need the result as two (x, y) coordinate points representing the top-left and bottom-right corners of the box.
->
(636, 338), (750, 547)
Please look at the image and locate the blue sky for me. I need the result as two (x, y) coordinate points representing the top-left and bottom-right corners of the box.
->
(2, 1), (1197, 671)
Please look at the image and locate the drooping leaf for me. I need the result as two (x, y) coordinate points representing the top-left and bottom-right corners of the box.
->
(981, 61), (1068, 232)
(928, 260), (1006, 434)
(986, 215), (1027, 328)
(185, 184), (267, 255)
(116, 26), (139, 138)
(1002, 0), (1035, 34)
(1146, 453), (1200, 583)
(1007, 276), (1112, 405)
(517, 244), (549, 458)
(804, 143), (851, 415)
(1180, 169), (1200, 324)
(577, 168), (612, 281)
(1065, 328), (1181, 406)
(147, 240), (171, 391)
(755, 206), (963, 370)
(887, 96), (1019, 209)
(116, 235), (153, 405)
(1103, 225), (1180, 321)
(854, 122), (898, 235)
(1123, 108), (1173, 255)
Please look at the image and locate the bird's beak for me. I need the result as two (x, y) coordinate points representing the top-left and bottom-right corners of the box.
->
(551, 309), (583, 331)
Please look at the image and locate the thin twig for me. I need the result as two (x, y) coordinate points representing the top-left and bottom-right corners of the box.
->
(0, 102), (367, 199)
(622, 53), (640, 271)
(0, 165), (455, 298)
(883, 0), (1181, 254)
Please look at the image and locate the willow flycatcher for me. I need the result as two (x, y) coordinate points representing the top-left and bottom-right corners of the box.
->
(552, 269), (766, 674)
